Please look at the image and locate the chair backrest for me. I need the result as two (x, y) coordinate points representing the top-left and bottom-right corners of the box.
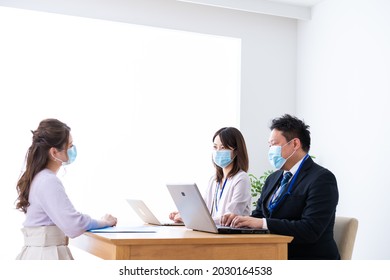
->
(334, 216), (359, 260)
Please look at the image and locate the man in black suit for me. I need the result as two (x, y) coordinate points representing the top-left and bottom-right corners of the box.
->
(222, 114), (340, 260)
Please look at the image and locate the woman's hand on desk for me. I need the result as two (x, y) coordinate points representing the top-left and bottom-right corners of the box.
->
(101, 214), (118, 227)
(169, 211), (183, 223)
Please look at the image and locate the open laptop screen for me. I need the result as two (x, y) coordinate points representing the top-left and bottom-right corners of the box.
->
(167, 183), (268, 234)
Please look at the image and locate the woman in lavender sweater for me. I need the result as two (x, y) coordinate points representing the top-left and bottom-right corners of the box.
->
(15, 118), (117, 260)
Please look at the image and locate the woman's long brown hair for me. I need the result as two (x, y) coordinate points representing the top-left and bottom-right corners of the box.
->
(16, 119), (70, 213)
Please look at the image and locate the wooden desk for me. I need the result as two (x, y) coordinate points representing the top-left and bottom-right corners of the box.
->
(72, 226), (293, 260)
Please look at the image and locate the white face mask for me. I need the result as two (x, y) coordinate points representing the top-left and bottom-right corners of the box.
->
(268, 140), (295, 169)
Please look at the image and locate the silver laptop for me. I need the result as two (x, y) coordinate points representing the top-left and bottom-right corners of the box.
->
(166, 183), (269, 234)
(126, 199), (184, 226)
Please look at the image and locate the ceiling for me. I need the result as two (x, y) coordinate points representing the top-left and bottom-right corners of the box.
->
(177, 0), (327, 20)
(265, 0), (325, 7)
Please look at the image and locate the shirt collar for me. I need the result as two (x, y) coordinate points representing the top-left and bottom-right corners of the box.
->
(284, 154), (308, 177)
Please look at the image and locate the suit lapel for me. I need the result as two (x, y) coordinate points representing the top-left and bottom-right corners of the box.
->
(261, 170), (283, 216)
(290, 156), (314, 190)
(262, 156), (314, 216)
(263, 170), (283, 198)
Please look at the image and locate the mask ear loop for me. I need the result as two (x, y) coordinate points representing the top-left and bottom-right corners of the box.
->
(51, 152), (64, 165)
(283, 138), (298, 163)
(229, 148), (237, 165)
(50, 149), (68, 176)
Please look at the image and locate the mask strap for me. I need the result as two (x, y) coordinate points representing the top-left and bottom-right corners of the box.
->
(285, 148), (296, 162)
(283, 139), (297, 162)
(51, 150), (65, 165)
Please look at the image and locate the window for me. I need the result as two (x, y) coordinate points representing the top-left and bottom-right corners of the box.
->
(0, 6), (240, 259)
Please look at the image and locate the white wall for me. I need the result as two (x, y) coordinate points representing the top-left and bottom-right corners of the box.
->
(0, 0), (297, 178)
(0, 5), (245, 260)
(2, 0), (388, 261)
(0, 0), (297, 257)
(4, 0), (390, 261)
(297, 0), (390, 259)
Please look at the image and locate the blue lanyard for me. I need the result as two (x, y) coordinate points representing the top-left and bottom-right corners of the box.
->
(268, 154), (310, 213)
(215, 178), (228, 212)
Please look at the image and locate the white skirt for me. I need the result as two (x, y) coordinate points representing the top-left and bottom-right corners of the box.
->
(16, 225), (74, 260)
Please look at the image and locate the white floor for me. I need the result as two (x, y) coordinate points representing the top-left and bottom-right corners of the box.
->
(68, 245), (102, 260)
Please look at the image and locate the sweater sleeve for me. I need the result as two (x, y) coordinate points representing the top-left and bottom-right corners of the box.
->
(35, 174), (100, 238)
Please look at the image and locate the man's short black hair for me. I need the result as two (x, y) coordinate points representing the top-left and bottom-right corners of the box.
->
(270, 114), (311, 152)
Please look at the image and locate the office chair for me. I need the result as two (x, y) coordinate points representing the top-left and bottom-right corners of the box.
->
(334, 216), (359, 260)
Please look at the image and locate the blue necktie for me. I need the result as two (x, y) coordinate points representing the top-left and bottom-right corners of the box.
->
(272, 171), (292, 203)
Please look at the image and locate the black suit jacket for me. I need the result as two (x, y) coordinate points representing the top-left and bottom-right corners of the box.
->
(252, 157), (340, 260)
